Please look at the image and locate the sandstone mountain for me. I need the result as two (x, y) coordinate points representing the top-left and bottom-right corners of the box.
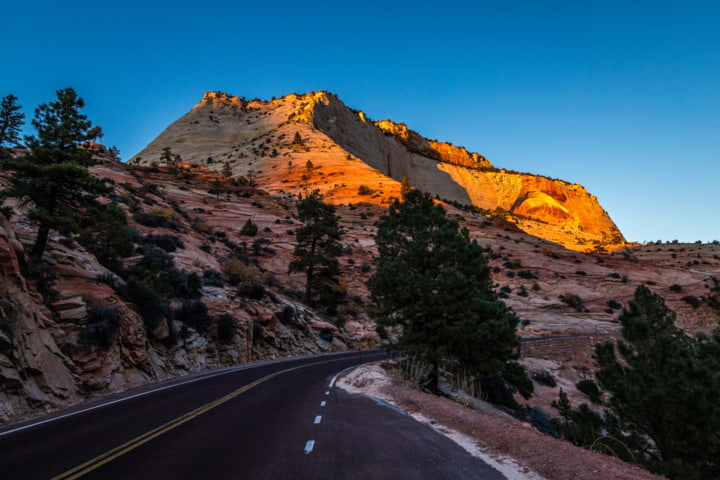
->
(131, 91), (624, 252)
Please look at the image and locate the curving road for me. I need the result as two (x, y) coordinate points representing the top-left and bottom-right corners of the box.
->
(0, 350), (504, 479)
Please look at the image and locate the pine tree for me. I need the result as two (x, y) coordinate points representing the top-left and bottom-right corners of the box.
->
(292, 131), (302, 145)
(0, 94), (25, 154)
(595, 285), (720, 479)
(289, 190), (342, 305)
(1, 88), (110, 260)
(221, 161), (232, 177)
(160, 147), (173, 165)
(367, 190), (521, 388)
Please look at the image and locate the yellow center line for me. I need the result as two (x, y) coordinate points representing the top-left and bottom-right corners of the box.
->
(51, 353), (383, 480)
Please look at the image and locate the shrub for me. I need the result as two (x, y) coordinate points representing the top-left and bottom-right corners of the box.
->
(517, 270), (538, 279)
(215, 313), (235, 344)
(222, 258), (257, 285)
(477, 373), (518, 409)
(240, 281), (266, 299)
(532, 370), (557, 387)
(83, 306), (122, 349)
(202, 269), (224, 287)
(145, 233), (184, 252)
(319, 327), (333, 342)
(124, 278), (167, 331)
(669, 284), (683, 292)
(559, 292), (583, 311)
(606, 299), (622, 310)
(174, 300), (212, 333)
(527, 407), (559, 438)
(576, 379), (602, 404)
(240, 218), (258, 236)
(357, 185), (373, 195)
(681, 295), (700, 308)
(278, 305), (295, 325)
(172, 271), (202, 299)
(517, 285), (529, 297)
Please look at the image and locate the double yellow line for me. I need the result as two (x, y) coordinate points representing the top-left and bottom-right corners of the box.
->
(51, 354), (375, 480)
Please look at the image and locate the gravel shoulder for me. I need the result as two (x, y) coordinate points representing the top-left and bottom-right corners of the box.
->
(338, 363), (663, 480)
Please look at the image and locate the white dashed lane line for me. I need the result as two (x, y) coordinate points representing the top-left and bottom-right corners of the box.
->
(320, 401), (326, 407)
(314, 415), (322, 424)
(304, 440), (315, 454)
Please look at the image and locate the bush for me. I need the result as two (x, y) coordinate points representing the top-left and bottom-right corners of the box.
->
(503, 362), (533, 399)
(173, 271), (202, 299)
(83, 306), (122, 349)
(319, 327), (333, 342)
(606, 299), (622, 310)
(681, 295), (701, 308)
(528, 407), (559, 438)
(477, 373), (518, 409)
(222, 258), (257, 286)
(215, 313), (235, 344)
(124, 278), (167, 331)
(174, 300), (212, 333)
(517, 270), (538, 279)
(240, 219), (258, 236)
(532, 370), (557, 387)
(278, 305), (295, 325)
(240, 281), (266, 299)
(145, 233), (184, 252)
(202, 269), (224, 287)
(669, 284), (683, 292)
(133, 212), (176, 229)
(576, 379), (602, 404)
(357, 185), (373, 195)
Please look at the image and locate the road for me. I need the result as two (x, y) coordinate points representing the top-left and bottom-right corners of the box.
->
(0, 350), (504, 479)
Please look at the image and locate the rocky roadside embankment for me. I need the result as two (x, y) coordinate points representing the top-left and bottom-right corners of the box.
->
(338, 363), (663, 480)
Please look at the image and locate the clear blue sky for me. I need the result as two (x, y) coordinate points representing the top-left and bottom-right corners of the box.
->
(2, 0), (718, 243)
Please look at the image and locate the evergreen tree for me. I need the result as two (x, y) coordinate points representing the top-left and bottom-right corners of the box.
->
(595, 285), (720, 479)
(221, 161), (232, 177)
(240, 218), (258, 236)
(0, 94), (25, 154)
(160, 147), (173, 165)
(289, 190), (342, 305)
(292, 131), (302, 145)
(77, 202), (133, 271)
(1, 88), (110, 260)
(367, 190), (521, 388)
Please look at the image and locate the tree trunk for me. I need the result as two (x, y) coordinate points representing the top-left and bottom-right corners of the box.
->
(31, 224), (50, 261)
(303, 264), (314, 305)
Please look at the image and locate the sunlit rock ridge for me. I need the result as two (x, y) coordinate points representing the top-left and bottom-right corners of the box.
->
(132, 91), (625, 251)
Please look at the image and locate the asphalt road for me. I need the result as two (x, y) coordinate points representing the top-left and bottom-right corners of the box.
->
(0, 350), (504, 479)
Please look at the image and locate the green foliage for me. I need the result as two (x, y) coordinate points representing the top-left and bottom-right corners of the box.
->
(221, 161), (232, 177)
(367, 190), (522, 388)
(174, 300), (212, 333)
(123, 278), (167, 331)
(240, 218), (258, 236)
(1, 88), (110, 260)
(292, 131), (302, 145)
(595, 285), (720, 479)
(0, 94), (25, 152)
(215, 313), (236, 344)
(82, 305), (122, 350)
(289, 190), (342, 306)
(77, 202), (134, 270)
(575, 379), (602, 403)
(357, 184), (373, 195)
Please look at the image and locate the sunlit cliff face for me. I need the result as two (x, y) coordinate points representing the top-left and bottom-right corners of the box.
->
(132, 91), (625, 252)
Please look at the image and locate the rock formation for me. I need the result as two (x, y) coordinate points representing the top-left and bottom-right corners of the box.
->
(132, 91), (624, 251)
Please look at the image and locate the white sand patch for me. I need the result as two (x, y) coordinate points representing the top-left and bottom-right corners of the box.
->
(337, 364), (547, 480)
